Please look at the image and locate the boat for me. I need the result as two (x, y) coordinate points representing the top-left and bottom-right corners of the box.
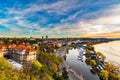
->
(77, 57), (83, 62)
(90, 67), (96, 74)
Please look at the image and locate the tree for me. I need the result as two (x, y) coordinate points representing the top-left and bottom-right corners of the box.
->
(62, 70), (69, 80)
(96, 52), (105, 61)
(85, 49), (90, 58)
(46, 73), (54, 80)
(26, 75), (30, 80)
(32, 60), (42, 71)
(53, 72), (64, 80)
(0, 73), (6, 80)
(100, 70), (109, 80)
(110, 73), (120, 80)
(86, 43), (94, 50)
(90, 59), (96, 67)
(114, 75), (120, 80)
(105, 62), (119, 74)
(49, 63), (58, 73)
(0, 58), (11, 70)
(96, 52), (102, 56)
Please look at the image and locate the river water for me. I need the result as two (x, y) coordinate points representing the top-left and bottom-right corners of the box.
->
(65, 41), (120, 80)
(66, 46), (100, 80)
(94, 40), (120, 66)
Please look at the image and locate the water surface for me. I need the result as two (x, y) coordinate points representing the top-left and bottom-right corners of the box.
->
(66, 47), (100, 80)
(94, 41), (120, 66)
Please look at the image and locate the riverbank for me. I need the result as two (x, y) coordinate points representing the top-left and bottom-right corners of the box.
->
(86, 41), (120, 79)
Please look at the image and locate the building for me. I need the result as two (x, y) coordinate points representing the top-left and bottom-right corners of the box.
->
(2, 43), (36, 64)
(0, 45), (4, 57)
(0, 45), (7, 57)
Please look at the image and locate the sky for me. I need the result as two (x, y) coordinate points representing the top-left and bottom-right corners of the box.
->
(0, 0), (120, 38)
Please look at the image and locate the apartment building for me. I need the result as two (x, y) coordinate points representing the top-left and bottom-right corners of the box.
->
(0, 43), (36, 64)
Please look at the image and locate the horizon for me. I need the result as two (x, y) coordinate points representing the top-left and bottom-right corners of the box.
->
(0, 0), (120, 38)
(0, 36), (120, 39)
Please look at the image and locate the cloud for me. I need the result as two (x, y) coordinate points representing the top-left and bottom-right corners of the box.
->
(1, 0), (84, 35)
(0, 0), (120, 37)
(7, 0), (81, 16)
(37, 4), (120, 37)
(60, 10), (87, 23)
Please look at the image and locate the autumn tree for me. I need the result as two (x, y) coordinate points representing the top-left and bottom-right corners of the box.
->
(105, 62), (119, 74)
(32, 60), (42, 71)
(96, 52), (106, 61)
(100, 70), (109, 80)
(85, 49), (90, 58)
(0, 57), (11, 70)
(86, 43), (94, 50)
(90, 59), (97, 67)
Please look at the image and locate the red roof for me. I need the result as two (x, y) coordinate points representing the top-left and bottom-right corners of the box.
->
(8, 44), (16, 49)
(25, 48), (35, 52)
(0, 43), (35, 53)
(15, 44), (26, 50)
(15, 44), (35, 52)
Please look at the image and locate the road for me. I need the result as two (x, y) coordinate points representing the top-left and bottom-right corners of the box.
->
(57, 46), (84, 80)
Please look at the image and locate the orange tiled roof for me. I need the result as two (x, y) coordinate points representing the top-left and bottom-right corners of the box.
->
(0, 45), (6, 52)
(0, 45), (2, 49)
(14, 43), (35, 52)
(8, 44), (16, 49)
(0, 45), (6, 49)
(15, 44), (26, 50)
(25, 48), (35, 52)
(0, 43), (35, 53)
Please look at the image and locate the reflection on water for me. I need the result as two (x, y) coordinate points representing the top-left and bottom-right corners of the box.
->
(66, 47), (100, 80)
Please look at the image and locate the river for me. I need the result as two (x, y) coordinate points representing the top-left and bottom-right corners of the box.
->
(66, 46), (100, 80)
(57, 46), (84, 80)
(64, 40), (120, 80)
(94, 40), (120, 66)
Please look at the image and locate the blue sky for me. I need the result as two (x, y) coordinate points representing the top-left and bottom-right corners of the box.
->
(0, 0), (120, 38)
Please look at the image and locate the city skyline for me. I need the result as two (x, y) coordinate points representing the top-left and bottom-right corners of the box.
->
(0, 0), (120, 38)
